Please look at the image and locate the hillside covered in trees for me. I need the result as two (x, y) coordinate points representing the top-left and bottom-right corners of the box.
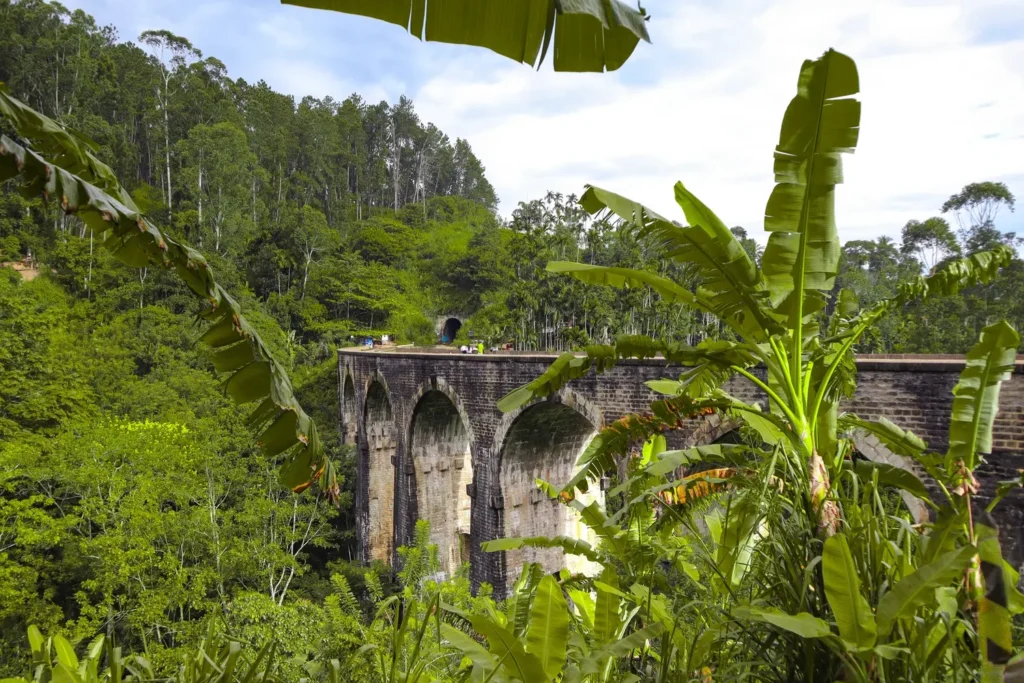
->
(2, 1), (1022, 356)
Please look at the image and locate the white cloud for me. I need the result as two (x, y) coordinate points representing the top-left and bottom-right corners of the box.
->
(414, 0), (1024, 243)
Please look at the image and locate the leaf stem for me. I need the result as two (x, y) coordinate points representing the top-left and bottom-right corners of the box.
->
(730, 365), (802, 437)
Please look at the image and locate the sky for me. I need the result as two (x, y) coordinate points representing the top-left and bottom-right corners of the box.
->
(66, 0), (1024, 243)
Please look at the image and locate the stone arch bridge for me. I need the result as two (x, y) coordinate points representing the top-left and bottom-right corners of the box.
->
(338, 349), (1024, 592)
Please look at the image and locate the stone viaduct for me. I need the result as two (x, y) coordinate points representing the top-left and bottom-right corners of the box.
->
(337, 349), (1024, 593)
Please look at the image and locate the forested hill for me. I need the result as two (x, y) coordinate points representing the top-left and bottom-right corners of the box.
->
(1, 1), (1024, 676)
(0, 0), (507, 344)
(3, 1), (1023, 355)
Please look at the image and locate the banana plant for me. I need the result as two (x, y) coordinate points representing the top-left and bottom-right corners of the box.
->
(495, 48), (1019, 680)
(476, 435), (771, 680)
(443, 560), (665, 682)
(0, 84), (337, 500)
(282, 0), (651, 73)
(498, 49), (1013, 534)
(720, 322), (1022, 681)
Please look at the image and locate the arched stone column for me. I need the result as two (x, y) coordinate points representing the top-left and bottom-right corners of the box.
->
(406, 378), (475, 577)
(493, 390), (604, 590)
(340, 366), (358, 446)
(364, 375), (396, 562)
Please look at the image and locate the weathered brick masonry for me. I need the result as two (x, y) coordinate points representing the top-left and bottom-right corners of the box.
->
(338, 350), (1024, 593)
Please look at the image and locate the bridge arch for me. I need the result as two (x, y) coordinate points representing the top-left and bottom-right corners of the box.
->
(494, 390), (604, 588)
(363, 373), (396, 562)
(406, 378), (475, 576)
(340, 366), (357, 446)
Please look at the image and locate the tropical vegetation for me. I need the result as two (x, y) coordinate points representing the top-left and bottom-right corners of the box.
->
(2, 1), (1024, 681)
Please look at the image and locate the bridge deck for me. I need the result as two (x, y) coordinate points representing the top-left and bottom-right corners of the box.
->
(340, 347), (1024, 373)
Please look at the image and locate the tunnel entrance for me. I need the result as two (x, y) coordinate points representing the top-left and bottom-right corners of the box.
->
(440, 318), (462, 344)
(364, 381), (396, 562)
(409, 390), (473, 577)
(499, 402), (601, 589)
(341, 373), (357, 446)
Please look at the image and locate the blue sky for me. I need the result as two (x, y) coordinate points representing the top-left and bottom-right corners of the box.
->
(67, 0), (1024, 243)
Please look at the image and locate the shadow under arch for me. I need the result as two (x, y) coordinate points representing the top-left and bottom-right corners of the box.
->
(494, 390), (603, 590)
(364, 375), (396, 562)
(407, 380), (475, 577)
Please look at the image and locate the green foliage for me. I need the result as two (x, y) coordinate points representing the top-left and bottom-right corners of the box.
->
(0, 85), (338, 501)
(4, 5), (1024, 682)
(490, 47), (1023, 682)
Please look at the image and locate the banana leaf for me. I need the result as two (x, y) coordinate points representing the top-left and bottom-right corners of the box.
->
(761, 49), (859, 337)
(282, 0), (650, 72)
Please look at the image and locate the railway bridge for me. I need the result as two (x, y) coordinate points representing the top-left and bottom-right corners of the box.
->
(337, 348), (1024, 592)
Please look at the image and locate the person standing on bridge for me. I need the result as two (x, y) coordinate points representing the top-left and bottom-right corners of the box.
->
(477, 342), (484, 355)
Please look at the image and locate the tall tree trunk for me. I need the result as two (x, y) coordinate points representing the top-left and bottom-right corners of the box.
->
(161, 72), (173, 217)
(197, 150), (203, 234)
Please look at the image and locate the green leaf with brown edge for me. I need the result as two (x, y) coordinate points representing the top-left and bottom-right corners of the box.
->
(560, 395), (732, 493)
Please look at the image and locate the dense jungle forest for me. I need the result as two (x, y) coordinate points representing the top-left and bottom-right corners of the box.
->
(2, 0), (1024, 681)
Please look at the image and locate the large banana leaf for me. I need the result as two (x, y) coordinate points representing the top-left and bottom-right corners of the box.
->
(732, 605), (832, 639)
(282, 0), (650, 72)
(822, 534), (876, 649)
(578, 184), (779, 342)
(575, 624), (663, 675)
(828, 247), (1013, 351)
(0, 86), (335, 499)
(546, 261), (707, 309)
(593, 568), (621, 647)
(525, 575), (570, 680)
(839, 414), (927, 458)
(560, 395), (731, 493)
(505, 562), (546, 639)
(852, 459), (931, 503)
(498, 334), (754, 414)
(470, 614), (547, 682)
(480, 535), (600, 563)
(761, 49), (859, 333)
(440, 624), (506, 682)
(947, 321), (1019, 470)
